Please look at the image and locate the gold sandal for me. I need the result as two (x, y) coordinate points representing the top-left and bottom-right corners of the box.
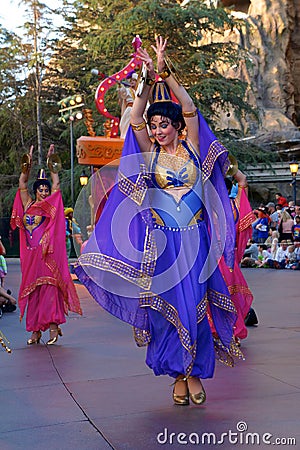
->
(47, 327), (62, 345)
(187, 376), (206, 405)
(27, 331), (42, 345)
(172, 376), (189, 406)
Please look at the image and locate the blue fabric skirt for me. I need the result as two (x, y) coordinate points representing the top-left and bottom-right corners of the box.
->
(141, 221), (235, 378)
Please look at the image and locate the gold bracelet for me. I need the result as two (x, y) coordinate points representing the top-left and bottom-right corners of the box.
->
(131, 121), (146, 132)
(158, 68), (171, 80)
(19, 188), (28, 192)
(52, 188), (60, 192)
(183, 109), (197, 118)
(146, 77), (156, 86)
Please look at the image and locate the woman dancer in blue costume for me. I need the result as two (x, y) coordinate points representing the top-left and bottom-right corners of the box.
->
(75, 36), (242, 406)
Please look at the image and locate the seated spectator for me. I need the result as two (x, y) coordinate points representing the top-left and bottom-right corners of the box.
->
(255, 207), (270, 243)
(290, 242), (300, 269)
(285, 244), (297, 268)
(241, 239), (259, 267)
(265, 240), (289, 269)
(291, 215), (300, 242)
(278, 210), (294, 242)
(0, 287), (17, 318)
(275, 192), (288, 208)
(255, 244), (270, 267)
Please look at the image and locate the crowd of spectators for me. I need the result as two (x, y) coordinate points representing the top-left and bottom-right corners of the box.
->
(241, 193), (300, 270)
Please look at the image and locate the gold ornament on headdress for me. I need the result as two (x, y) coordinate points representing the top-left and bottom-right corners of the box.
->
(151, 81), (172, 103)
(36, 168), (48, 180)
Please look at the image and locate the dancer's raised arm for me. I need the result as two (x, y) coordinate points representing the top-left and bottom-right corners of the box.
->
(152, 36), (199, 151)
(130, 48), (156, 153)
(19, 145), (33, 207)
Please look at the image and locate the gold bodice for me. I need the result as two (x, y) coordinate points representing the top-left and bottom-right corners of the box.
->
(152, 141), (199, 190)
(23, 213), (45, 237)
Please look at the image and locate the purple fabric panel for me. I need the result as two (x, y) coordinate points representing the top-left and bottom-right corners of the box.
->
(74, 264), (149, 330)
(198, 110), (236, 269)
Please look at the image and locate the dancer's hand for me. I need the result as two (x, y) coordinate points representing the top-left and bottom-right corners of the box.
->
(47, 143), (55, 159)
(136, 47), (155, 79)
(151, 36), (167, 72)
(28, 145), (34, 166)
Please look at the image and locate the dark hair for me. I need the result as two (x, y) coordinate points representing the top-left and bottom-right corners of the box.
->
(33, 179), (51, 196)
(225, 177), (233, 193)
(259, 244), (267, 250)
(147, 101), (186, 133)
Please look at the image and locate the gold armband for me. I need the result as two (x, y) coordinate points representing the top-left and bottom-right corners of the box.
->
(183, 109), (197, 118)
(146, 77), (156, 86)
(158, 68), (171, 80)
(51, 188), (60, 192)
(19, 188), (28, 192)
(131, 121), (146, 132)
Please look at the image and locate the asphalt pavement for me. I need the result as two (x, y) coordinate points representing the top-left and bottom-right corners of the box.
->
(0, 260), (299, 450)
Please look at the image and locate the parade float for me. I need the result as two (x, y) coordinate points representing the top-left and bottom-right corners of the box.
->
(76, 36), (143, 169)
(75, 36), (145, 234)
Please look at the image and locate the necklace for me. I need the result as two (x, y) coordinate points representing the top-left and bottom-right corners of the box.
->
(158, 142), (190, 174)
(161, 142), (188, 159)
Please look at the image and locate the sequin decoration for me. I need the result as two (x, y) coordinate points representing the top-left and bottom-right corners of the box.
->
(118, 170), (148, 206)
(202, 140), (228, 183)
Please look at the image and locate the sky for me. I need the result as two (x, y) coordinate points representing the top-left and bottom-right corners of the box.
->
(1, 0), (62, 34)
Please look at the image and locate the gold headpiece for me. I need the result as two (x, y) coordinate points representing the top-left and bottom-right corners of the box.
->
(151, 81), (172, 104)
(36, 169), (47, 180)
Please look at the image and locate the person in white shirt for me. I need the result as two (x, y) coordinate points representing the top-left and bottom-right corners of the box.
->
(266, 240), (289, 269)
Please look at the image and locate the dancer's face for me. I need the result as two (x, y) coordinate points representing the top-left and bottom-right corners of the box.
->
(150, 115), (178, 147)
(36, 185), (50, 201)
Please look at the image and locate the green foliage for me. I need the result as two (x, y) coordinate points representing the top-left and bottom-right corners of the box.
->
(52, 0), (257, 130)
(216, 129), (276, 171)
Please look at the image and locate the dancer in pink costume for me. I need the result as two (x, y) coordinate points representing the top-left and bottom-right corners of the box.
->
(219, 169), (256, 342)
(11, 144), (82, 345)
